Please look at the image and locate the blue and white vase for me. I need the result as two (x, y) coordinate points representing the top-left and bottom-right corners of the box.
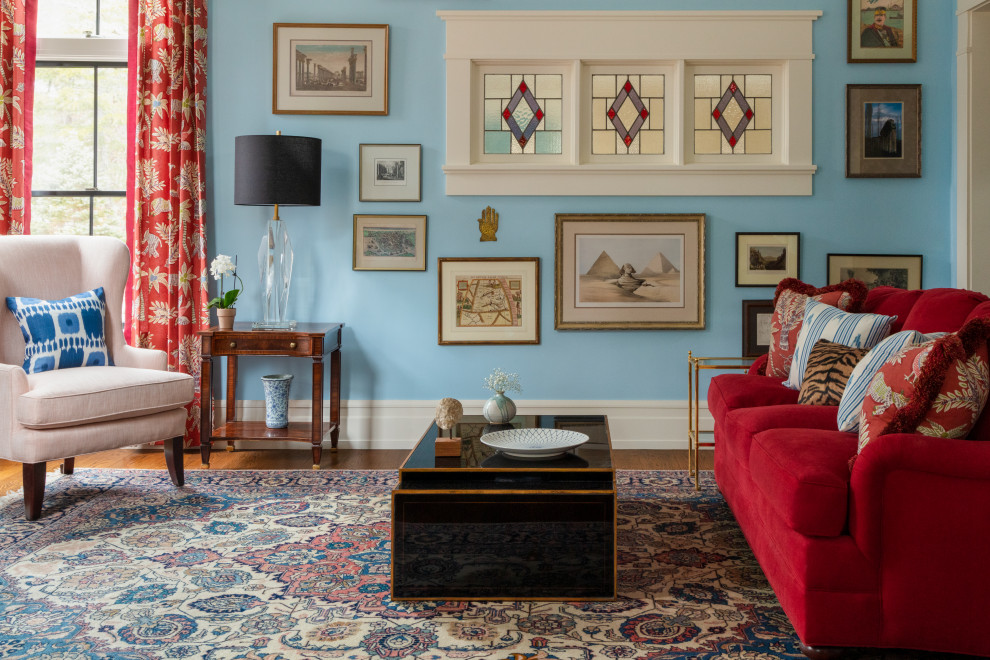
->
(483, 391), (516, 424)
(261, 374), (293, 428)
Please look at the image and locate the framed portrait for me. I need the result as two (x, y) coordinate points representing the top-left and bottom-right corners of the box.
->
(742, 299), (775, 358)
(359, 144), (422, 202)
(273, 23), (389, 115)
(827, 253), (923, 290)
(554, 213), (705, 330)
(735, 232), (800, 287)
(352, 215), (427, 271)
(438, 257), (540, 345)
(846, 84), (921, 178)
(848, 0), (916, 63)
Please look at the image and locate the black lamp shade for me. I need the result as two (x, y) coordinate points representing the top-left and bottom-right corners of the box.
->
(234, 135), (322, 206)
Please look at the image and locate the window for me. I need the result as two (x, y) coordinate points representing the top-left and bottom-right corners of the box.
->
(32, 0), (127, 239)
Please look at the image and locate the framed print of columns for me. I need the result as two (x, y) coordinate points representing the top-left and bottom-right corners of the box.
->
(484, 73), (563, 155)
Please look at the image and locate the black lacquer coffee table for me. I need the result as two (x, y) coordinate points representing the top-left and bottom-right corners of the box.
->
(390, 414), (616, 601)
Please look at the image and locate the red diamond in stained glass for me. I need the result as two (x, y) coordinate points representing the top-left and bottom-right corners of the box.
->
(518, 136), (527, 147)
(608, 108), (616, 119)
(624, 135), (632, 146)
(535, 109), (544, 120)
(729, 81), (737, 93)
(624, 80), (633, 93)
(503, 108), (512, 120)
(746, 109), (754, 120)
(713, 108), (721, 120)
(519, 81), (528, 93)
(641, 108), (649, 119)
(729, 135), (737, 147)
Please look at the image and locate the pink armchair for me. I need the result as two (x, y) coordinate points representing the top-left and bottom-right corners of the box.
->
(0, 235), (193, 519)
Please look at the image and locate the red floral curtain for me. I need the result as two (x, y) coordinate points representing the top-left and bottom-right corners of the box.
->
(0, 0), (36, 235)
(126, 0), (209, 446)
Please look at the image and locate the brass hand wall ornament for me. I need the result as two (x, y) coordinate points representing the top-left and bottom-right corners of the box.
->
(478, 206), (499, 242)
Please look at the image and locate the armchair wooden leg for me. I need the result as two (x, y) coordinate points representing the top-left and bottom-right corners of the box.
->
(23, 462), (46, 521)
(60, 458), (75, 474)
(164, 436), (185, 486)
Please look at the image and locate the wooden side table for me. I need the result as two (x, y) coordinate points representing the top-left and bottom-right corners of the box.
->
(199, 323), (343, 469)
(687, 351), (754, 490)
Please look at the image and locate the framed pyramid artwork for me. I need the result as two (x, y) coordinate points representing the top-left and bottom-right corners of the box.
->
(554, 214), (705, 330)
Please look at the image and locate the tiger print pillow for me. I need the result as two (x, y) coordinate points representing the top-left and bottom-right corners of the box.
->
(798, 340), (871, 406)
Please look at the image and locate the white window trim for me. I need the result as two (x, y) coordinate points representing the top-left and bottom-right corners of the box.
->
(438, 10), (820, 196)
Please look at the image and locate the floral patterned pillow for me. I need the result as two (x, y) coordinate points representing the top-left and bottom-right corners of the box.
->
(858, 318), (990, 455)
(766, 278), (868, 379)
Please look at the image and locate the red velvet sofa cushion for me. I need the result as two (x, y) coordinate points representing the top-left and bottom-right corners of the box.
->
(900, 288), (989, 333)
(721, 404), (838, 468)
(749, 428), (857, 537)
(862, 286), (924, 333)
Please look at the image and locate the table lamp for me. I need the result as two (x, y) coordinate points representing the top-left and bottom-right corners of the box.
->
(234, 132), (322, 329)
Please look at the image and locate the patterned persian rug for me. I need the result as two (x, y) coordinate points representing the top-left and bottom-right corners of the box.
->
(0, 470), (928, 659)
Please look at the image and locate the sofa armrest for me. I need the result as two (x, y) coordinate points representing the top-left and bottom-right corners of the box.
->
(0, 363), (29, 457)
(114, 345), (168, 371)
(747, 353), (768, 375)
(849, 432), (990, 564)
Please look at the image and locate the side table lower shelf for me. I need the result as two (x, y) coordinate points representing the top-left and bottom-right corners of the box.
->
(209, 422), (337, 468)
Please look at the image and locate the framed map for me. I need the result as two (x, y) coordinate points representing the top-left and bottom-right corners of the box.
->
(352, 214), (426, 271)
(438, 257), (540, 345)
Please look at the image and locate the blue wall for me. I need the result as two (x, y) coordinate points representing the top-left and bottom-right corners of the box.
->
(207, 0), (955, 402)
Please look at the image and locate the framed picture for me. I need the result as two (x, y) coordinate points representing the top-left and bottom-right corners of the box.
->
(438, 257), (540, 345)
(848, 0), (916, 63)
(735, 232), (800, 287)
(846, 84), (921, 178)
(272, 23), (389, 115)
(352, 215), (427, 271)
(742, 299), (775, 357)
(554, 213), (705, 330)
(827, 253), (923, 290)
(359, 144), (422, 202)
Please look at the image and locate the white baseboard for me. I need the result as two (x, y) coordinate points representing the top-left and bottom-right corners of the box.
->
(213, 399), (715, 451)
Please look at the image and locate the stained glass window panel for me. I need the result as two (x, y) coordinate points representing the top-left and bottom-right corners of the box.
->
(484, 73), (562, 155)
(591, 74), (663, 155)
(693, 74), (772, 155)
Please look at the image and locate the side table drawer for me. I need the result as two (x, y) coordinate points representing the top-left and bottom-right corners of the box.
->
(211, 334), (315, 357)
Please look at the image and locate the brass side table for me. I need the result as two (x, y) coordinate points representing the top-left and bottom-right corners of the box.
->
(687, 351), (755, 490)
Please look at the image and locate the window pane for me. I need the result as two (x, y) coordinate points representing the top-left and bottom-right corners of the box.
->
(94, 196), (127, 241)
(30, 197), (91, 235)
(33, 67), (95, 191)
(98, 68), (128, 191)
(37, 0), (96, 37)
(99, 0), (129, 37)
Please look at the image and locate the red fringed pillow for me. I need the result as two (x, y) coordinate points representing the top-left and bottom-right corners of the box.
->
(766, 278), (868, 379)
(858, 317), (990, 454)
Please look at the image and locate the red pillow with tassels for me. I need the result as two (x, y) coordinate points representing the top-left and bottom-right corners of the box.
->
(765, 278), (868, 379)
(857, 317), (990, 455)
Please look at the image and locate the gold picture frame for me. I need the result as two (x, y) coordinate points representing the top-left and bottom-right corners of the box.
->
(438, 257), (540, 345)
(273, 23), (389, 115)
(352, 215), (427, 271)
(555, 213), (705, 330)
(848, 0), (916, 64)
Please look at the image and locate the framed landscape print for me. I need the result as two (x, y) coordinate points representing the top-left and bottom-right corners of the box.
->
(273, 23), (389, 115)
(846, 84), (921, 178)
(352, 215), (426, 271)
(554, 213), (705, 330)
(827, 253), (922, 290)
(359, 144), (422, 202)
(735, 232), (800, 287)
(438, 257), (540, 345)
(848, 0), (916, 63)
(742, 299), (775, 357)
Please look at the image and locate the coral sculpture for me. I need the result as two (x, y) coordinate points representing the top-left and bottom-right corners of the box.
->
(435, 397), (464, 438)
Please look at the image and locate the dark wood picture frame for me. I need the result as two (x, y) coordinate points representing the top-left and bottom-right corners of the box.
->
(848, 0), (917, 64)
(742, 299), (775, 358)
(846, 84), (921, 178)
(827, 253), (923, 290)
(735, 232), (800, 288)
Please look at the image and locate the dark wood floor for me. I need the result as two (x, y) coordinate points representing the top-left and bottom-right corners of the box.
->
(0, 448), (713, 497)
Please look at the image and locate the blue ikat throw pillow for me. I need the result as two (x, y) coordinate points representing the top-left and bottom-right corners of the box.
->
(5, 287), (114, 373)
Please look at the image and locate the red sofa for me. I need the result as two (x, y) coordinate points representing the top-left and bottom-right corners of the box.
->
(708, 286), (990, 658)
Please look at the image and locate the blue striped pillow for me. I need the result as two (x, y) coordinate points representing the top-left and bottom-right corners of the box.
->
(785, 299), (895, 391)
(836, 329), (944, 432)
(5, 287), (114, 373)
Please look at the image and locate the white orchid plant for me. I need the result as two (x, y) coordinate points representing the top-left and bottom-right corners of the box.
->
(207, 254), (244, 310)
(484, 368), (522, 395)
